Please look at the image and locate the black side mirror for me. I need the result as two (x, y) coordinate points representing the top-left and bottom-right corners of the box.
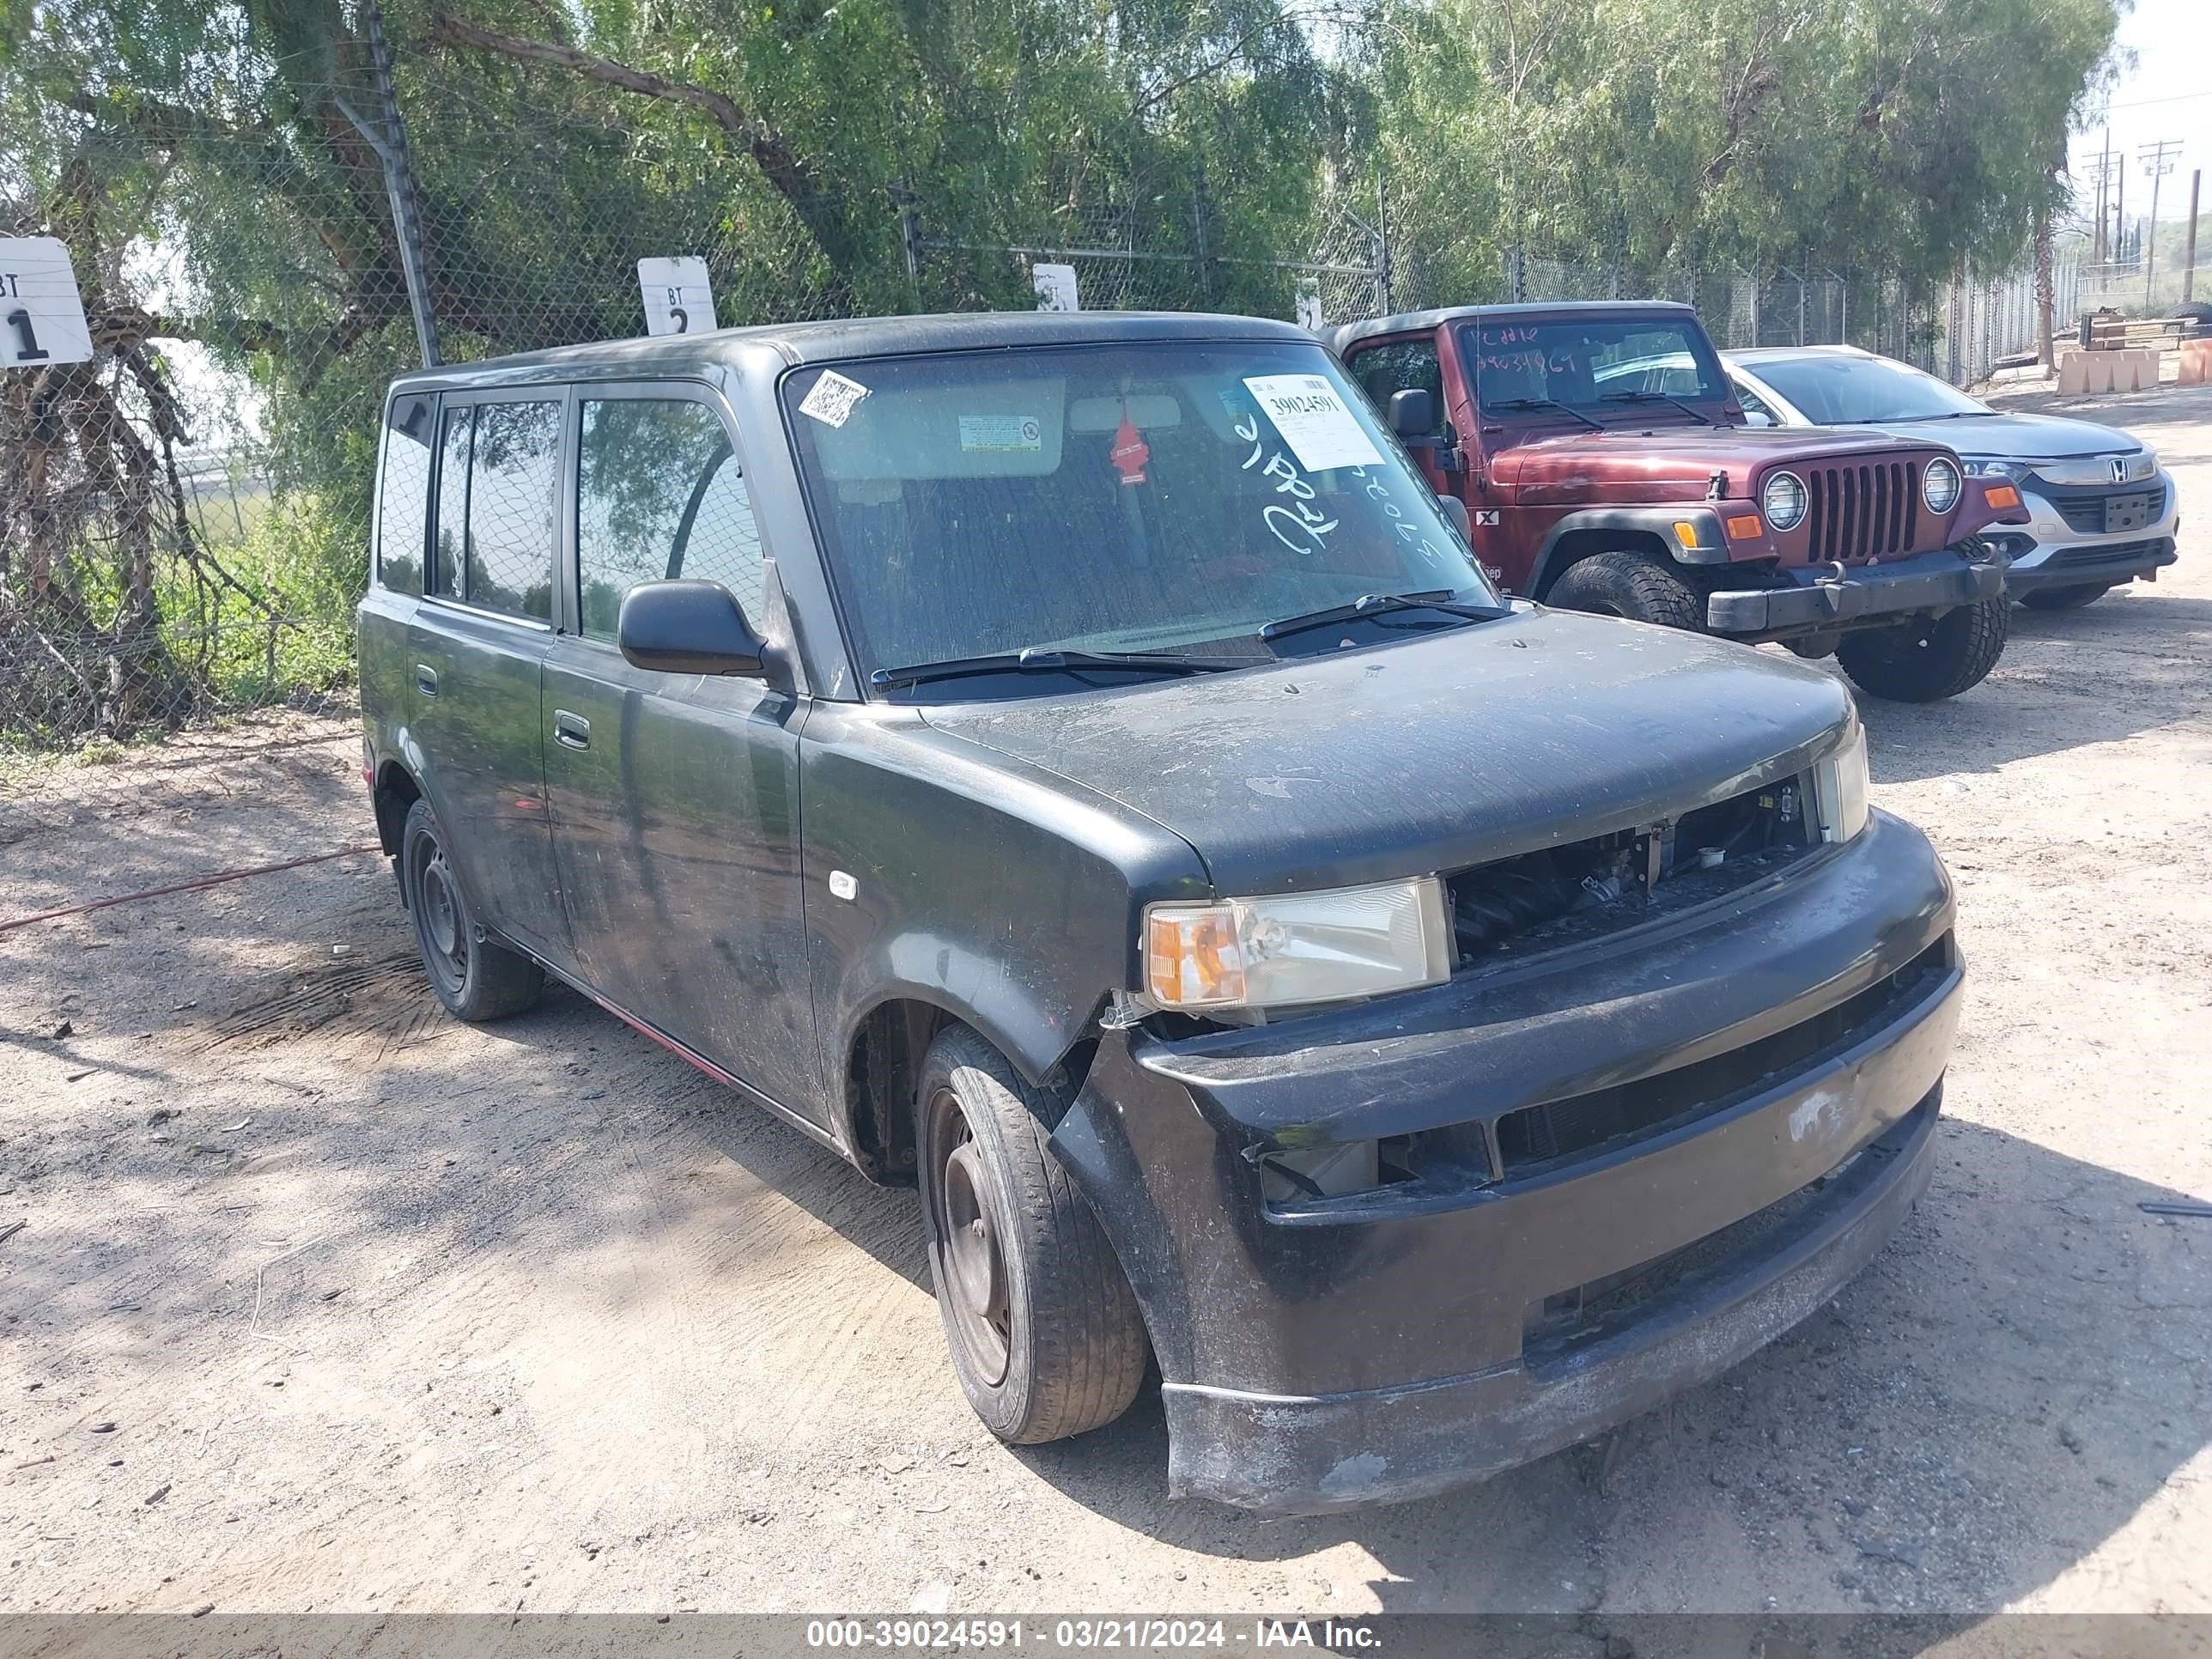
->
(617, 580), (765, 677)
(1388, 388), (1436, 438)
(1436, 495), (1472, 543)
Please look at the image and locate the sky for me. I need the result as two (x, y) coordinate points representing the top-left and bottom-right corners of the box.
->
(2066, 0), (2212, 240)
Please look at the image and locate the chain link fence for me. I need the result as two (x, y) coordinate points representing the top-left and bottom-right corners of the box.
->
(3, 8), (2065, 830)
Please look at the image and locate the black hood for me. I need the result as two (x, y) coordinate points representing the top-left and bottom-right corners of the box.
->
(921, 609), (1853, 895)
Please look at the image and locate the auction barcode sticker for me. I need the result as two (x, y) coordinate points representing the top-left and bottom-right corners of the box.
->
(1242, 374), (1383, 473)
(799, 369), (872, 428)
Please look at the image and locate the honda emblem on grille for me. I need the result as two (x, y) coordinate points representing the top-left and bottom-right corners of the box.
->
(2111, 457), (2129, 483)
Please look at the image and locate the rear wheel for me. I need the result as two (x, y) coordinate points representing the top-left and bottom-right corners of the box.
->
(399, 799), (544, 1021)
(2020, 582), (2112, 611)
(916, 1026), (1148, 1444)
(1837, 596), (2008, 702)
(1545, 550), (1706, 631)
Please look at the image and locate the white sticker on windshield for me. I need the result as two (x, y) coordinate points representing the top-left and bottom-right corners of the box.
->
(958, 413), (1043, 453)
(799, 369), (872, 428)
(1242, 374), (1384, 473)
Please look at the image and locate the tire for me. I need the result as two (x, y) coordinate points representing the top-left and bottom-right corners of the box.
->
(1837, 595), (2009, 703)
(915, 1025), (1148, 1444)
(2020, 582), (2111, 611)
(398, 798), (544, 1021)
(1545, 549), (1707, 631)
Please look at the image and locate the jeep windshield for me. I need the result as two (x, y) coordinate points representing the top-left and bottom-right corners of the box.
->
(781, 342), (1504, 697)
(1459, 318), (1731, 420)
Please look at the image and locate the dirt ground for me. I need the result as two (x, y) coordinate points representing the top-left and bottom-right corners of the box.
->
(3, 381), (2209, 1625)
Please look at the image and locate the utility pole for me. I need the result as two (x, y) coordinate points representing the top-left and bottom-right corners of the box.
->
(2185, 169), (2202, 306)
(2090, 146), (2118, 266)
(2142, 141), (2184, 309)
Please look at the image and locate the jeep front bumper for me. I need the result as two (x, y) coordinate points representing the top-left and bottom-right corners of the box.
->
(1705, 550), (2004, 643)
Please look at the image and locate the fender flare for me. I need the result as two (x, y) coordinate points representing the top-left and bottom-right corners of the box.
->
(1527, 507), (1730, 597)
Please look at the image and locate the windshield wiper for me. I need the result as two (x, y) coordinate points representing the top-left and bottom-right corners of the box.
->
(1486, 397), (1607, 433)
(1597, 390), (1717, 427)
(1261, 590), (1504, 645)
(872, 646), (1250, 690)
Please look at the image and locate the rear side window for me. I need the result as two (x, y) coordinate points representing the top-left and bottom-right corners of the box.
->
(464, 401), (560, 620)
(577, 397), (763, 642)
(376, 395), (433, 595)
(428, 398), (561, 620)
(1347, 339), (1443, 439)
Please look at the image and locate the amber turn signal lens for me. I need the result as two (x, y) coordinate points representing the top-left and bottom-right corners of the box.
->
(1725, 514), (1764, 539)
(1984, 483), (2021, 510)
(1146, 906), (1246, 1007)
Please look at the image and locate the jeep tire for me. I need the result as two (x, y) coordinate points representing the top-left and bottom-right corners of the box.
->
(1836, 595), (2008, 702)
(917, 1025), (1148, 1445)
(1546, 550), (1706, 631)
(2020, 582), (2111, 611)
(399, 798), (545, 1022)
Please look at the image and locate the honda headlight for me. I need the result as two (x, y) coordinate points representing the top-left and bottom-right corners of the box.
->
(1144, 878), (1452, 1012)
(1962, 458), (2031, 483)
(1814, 721), (1871, 844)
(1923, 457), (1962, 514)
(1762, 470), (1808, 532)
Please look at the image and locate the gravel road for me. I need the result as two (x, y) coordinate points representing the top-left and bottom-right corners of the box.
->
(3, 382), (2208, 1624)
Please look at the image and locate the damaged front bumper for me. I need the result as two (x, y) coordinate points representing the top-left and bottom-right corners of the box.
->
(1048, 811), (1959, 1515)
(1705, 549), (2004, 644)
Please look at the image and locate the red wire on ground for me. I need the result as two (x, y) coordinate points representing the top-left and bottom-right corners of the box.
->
(0, 844), (383, 937)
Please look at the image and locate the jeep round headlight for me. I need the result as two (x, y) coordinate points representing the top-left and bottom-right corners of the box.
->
(1923, 457), (1962, 514)
(1143, 878), (1452, 1012)
(1762, 471), (1808, 532)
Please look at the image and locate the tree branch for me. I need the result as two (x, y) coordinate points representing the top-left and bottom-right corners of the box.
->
(427, 11), (858, 271)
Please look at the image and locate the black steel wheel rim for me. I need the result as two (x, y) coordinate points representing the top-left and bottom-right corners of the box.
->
(410, 835), (471, 995)
(926, 1087), (1011, 1386)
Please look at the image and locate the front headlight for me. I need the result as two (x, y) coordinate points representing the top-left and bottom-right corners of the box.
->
(2123, 447), (2158, 483)
(1814, 721), (1871, 844)
(1962, 458), (2031, 483)
(1763, 470), (1808, 532)
(1144, 877), (1452, 1012)
(1923, 457), (1962, 514)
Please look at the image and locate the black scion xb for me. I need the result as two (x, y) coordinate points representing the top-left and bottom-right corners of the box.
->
(358, 311), (1960, 1514)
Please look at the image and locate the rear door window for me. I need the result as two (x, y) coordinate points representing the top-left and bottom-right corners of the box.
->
(576, 395), (763, 641)
(428, 397), (561, 620)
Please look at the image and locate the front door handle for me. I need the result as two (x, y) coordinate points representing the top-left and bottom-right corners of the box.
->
(553, 709), (591, 750)
(415, 664), (439, 696)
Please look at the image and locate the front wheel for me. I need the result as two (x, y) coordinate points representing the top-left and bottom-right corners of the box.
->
(2020, 582), (2111, 611)
(916, 1027), (1148, 1444)
(399, 799), (545, 1021)
(1544, 549), (1707, 630)
(1837, 596), (2008, 702)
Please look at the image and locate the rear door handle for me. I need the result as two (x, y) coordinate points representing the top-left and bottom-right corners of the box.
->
(415, 664), (439, 696)
(553, 709), (591, 750)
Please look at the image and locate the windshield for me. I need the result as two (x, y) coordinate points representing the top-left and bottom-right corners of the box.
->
(1749, 354), (1988, 423)
(1459, 317), (1729, 414)
(782, 342), (1500, 687)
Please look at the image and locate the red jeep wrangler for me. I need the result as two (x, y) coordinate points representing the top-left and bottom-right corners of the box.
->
(1330, 302), (2032, 702)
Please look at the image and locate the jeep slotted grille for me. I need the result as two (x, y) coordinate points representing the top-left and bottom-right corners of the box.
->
(1803, 461), (1920, 562)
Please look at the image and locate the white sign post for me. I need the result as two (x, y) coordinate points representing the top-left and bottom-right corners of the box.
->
(0, 237), (95, 368)
(1031, 262), (1080, 313)
(637, 256), (718, 337)
(1295, 280), (1326, 333)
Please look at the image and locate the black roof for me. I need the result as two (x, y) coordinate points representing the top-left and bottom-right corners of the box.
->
(390, 309), (1318, 392)
(1326, 301), (1699, 356)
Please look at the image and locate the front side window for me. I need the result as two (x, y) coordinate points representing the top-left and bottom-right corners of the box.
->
(1748, 355), (1988, 424)
(376, 393), (433, 595)
(1347, 339), (1443, 439)
(577, 397), (764, 641)
(432, 406), (468, 599)
(782, 341), (1499, 691)
(1461, 317), (1729, 416)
